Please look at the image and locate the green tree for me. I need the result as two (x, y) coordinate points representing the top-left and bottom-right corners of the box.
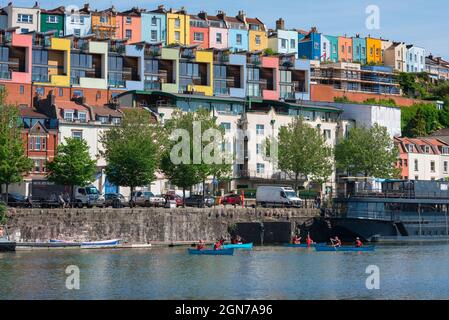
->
(46, 137), (96, 203)
(275, 117), (334, 191)
(409, 108), (429, 137)
(0, 91), (33, 204)
(335, 124), (399, 178)
(101, 109), (162, 199)
(162, 109), (232, 204)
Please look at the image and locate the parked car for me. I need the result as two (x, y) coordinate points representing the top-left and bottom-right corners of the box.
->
(221, 193), (242, 206)
(184, 194), (215, 207)
(104, 193), (128, 208)
(164, 194), (184, 207)
(129, 191), (165, 207)
(256, 186), (302, 208)
(0, 193), (31, 208)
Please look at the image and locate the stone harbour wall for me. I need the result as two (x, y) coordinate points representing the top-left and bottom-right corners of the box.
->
(5, 207), (319, 243)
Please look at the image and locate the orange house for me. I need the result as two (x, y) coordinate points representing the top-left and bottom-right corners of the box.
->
(338, 36), (353, 62)
(189, 13), (209, 49)
(117, 8), (142, 43)
(91, 7), (119, 39)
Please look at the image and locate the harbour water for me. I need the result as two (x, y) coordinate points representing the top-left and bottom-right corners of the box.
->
(1, 244), (449, 300)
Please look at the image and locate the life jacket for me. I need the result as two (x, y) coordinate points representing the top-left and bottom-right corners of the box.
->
(214, 242), (221, 250)
(355, 240), (363, 247)
(197, 244), (204, 250)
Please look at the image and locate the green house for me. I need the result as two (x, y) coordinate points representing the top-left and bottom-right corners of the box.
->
(40, 6), (65, 37)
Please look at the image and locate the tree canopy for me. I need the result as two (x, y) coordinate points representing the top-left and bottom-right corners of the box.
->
(162, 108), (232, 199)
(101, 108), (162, 194)
(275, 117), (334, 190)
(335, 124), (399, 178)
(0, 90), (32, 202)
(46, 137), (96, 196)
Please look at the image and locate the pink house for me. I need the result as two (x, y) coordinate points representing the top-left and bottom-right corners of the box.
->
(117, 8), (142, 44)
(261, 56), (280, 100)
(7, 31), (32, 84)
(208, 15), (228, 49)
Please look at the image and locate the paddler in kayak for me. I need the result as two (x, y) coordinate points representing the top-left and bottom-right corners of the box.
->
(213, 239), (222, 250)
(330, 236), (342, 247)
(292, 234), (301, 244)
(306, 233), (313, 248)
(355, 237), (363, 248)
(196, 239), (205, 250)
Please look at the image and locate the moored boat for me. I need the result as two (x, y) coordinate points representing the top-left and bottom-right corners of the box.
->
(314, 245), (375, 252)
(48, 239), (121, 248)
(188, 248), (234, 255)
(0, 239), (16, 252)
(221, 243), (253, 249)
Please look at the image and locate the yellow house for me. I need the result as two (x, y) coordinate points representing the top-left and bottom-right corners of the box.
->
(35, 37), (71, 87)
(91, 7), (119, 39)
(366, 37), (382, 64)
(167, 8), (190, 45)
(247, 17), (267, 51)
(191, 50), (213, 96)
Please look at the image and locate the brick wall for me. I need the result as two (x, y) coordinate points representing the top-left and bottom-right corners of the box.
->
(311, 84), (428, 107)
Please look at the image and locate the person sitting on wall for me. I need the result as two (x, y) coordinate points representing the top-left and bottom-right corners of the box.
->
(58, 193), (65, 208)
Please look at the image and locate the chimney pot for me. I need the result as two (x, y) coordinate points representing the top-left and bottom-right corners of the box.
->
(275, 18), (285, 30)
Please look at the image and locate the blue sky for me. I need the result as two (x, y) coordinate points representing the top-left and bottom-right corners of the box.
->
(7, 0), (449, 58)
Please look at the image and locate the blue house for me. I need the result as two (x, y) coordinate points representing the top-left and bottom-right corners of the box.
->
(141, 6), (167, 45)
(298, 30), (321, 60)
(352, 35), (367, 64)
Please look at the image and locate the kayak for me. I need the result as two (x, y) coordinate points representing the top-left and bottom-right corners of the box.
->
(314, 245), (375, 252)
(283, 243), (326, 248)
(188, 248), (234, 256)
(221, 243), (253, 250)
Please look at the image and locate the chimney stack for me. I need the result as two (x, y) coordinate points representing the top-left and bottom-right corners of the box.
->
(275, 18), (285, 31)
(198, 11), (207, 20)
(237, 10), (247, 23)
(217, 10), (226, 19)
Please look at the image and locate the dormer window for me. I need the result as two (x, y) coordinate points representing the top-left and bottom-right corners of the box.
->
(64, 110), (74, 121)
(98, 116), (109, 124)
(442, 147), (449, 155)
(78, 111), (87, 123)
(111, 117), (121, 125)
(424, 145), (430, 154)
(407, 144), (414, 152)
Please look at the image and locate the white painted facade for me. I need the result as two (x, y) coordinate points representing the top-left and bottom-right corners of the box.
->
(320, 35), (331, 62)
(268, 29), (298, 57)
(3, 4), (41, 34)
(324, 102), (401, 137)
(406, 45), (426, 73)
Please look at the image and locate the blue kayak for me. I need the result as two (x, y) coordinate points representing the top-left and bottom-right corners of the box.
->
(221, 243), (253, 250)
(283, 243), (326, 248)
(314, 245), (375, 252)
(188, 248), (234, 255)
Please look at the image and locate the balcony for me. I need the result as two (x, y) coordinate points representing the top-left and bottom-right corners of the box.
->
(109, 45), (126, 54)
(213, 87), (230, 96)
(145, 47), (162, 57)
(144, 81), (161, 91)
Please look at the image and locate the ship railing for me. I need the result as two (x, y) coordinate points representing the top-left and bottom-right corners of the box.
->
(337, 190), (449, 200)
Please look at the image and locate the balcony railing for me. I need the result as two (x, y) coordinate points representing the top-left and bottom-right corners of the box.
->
(235, 170), (301, 182)
(144, 81), (161, 91)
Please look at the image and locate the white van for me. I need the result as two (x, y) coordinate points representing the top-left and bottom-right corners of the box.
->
(74, 185), (105, 208)
(256, 186), (303, 208)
